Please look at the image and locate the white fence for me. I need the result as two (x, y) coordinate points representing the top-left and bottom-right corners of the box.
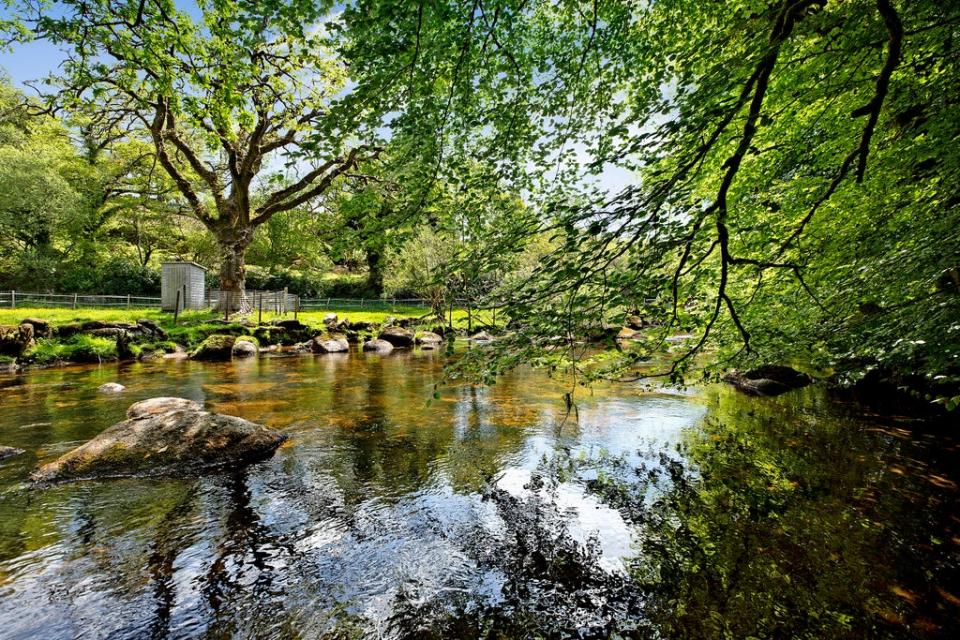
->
(0, 290), (439, 313)
(0, 290), (161, 309)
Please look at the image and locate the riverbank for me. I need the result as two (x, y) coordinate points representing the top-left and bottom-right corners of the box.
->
(0, 306), (499, 372)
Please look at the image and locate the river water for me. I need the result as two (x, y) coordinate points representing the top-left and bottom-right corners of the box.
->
(0, 348), (957, 639)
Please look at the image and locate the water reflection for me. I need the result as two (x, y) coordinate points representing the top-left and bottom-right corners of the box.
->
(0, 351), (957, 638)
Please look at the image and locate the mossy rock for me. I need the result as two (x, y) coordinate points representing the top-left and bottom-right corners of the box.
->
(31, 398), (285, 483)
(379, 326), (415, 347)
(189, 334), (237, 361)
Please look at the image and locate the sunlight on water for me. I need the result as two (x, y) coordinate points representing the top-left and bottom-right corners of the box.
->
(0, 349), (957, 639)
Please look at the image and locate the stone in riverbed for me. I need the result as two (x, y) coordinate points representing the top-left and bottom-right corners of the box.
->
(98, 383), (125, 393)
(312, 336), (349, 353)
(31, 399), (285, 483)
(0, 446), (24, 461)
(232, 339), (259, 358)
(416, 331), (443, 345)
(189, 334), (236, 361)
(724, 365), (813, 397)
(470, 331), (494, 342)
(379, 326), (415, 347)
(362, 339), (394, 353)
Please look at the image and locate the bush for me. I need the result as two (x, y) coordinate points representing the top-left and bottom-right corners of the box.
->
(56, 254), (160, 295)
(206, 266), (374, 298)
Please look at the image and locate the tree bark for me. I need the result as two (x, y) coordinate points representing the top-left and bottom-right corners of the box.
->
(215, 226), (253, 311)
(365, 246), (384, 295)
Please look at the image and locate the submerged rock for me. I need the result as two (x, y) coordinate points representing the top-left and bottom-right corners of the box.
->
(470, 331), (494, 342)
(362, 339), (394, 353)
(31, 399), (285, 483)
(98, 383), (125, 393)
(617, 327), (637, 340)
(379, 326), (415, 347)
(231, 339), (259, 358)
(190, 334), (236, 361)
(0, 445), (24, 461)
(724, 365), (813, 397)
(312, 336), (349, 353)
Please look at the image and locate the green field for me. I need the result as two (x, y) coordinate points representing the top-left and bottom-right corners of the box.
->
(0, 306), (496, 332)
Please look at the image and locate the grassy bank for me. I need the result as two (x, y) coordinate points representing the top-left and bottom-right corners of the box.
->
(0, 306), (496, 331)
(1, 305), (500, 367)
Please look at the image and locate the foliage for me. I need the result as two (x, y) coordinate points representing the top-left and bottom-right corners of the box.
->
(357, 0), (960, 402)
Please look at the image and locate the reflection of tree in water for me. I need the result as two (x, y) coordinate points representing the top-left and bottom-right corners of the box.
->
(380, 481), (648, 640)
(146, 484), (200, 639)
(200, 470), (292, 637)
(586, 387), (960, 640)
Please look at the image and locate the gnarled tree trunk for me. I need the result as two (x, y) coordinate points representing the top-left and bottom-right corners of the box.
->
(215, 226), (253, 312)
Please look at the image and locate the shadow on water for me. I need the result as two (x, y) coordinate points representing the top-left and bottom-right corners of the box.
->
(0, 351), (957, 639)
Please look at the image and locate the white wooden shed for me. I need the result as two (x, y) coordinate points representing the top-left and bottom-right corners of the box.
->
(161, 261), (207, 311)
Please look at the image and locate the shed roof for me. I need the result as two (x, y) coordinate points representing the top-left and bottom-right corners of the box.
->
(161, 261), (208, 271)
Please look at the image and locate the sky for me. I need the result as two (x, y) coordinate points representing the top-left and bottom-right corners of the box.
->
(0, 38), (65, 91)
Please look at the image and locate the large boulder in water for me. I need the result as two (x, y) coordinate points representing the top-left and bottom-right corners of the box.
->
(362, 339), (394, 353)
(190, 334), (237, 361)
(724, 365), (813, 397)
(31, 398), (285, 483)
(379, 326), (415, 347)
(312, 336), (349, 353)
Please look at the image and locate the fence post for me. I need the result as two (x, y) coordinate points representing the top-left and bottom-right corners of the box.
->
(10, 290), (15, 309)
(258, 293), (263, 325)
(294, 296), (299, 321)
(126, 294), (131, 309)
(73, 293), (78, 310)
(360, 298), (364, 308)
(283, 287), (288, 316)
(174, 290), (181, 324)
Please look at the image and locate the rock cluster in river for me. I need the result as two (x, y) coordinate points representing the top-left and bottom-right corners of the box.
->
(724, 365), (813, 397)
(31, 397), (285, 483)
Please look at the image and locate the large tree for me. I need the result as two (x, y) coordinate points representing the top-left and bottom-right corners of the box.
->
(8, 0), (381, 307)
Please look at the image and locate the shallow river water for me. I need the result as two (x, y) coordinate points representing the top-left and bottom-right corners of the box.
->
(0, 348), (958, 639)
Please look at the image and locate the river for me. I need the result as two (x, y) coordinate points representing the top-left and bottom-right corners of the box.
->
(0, 348), (957, 639)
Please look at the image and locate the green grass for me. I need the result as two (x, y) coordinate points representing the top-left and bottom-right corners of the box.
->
(25, 334), (118, 364)
(0, 307), (216, 327)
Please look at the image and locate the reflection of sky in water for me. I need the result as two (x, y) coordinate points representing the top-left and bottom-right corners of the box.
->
(0, 352), (707, 638)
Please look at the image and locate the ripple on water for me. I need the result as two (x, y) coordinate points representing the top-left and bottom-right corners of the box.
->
(0, 355), (957, 639)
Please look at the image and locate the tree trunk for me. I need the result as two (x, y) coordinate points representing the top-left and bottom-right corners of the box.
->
(365, 246), (384, 296)
(216, 227), (253, 312)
